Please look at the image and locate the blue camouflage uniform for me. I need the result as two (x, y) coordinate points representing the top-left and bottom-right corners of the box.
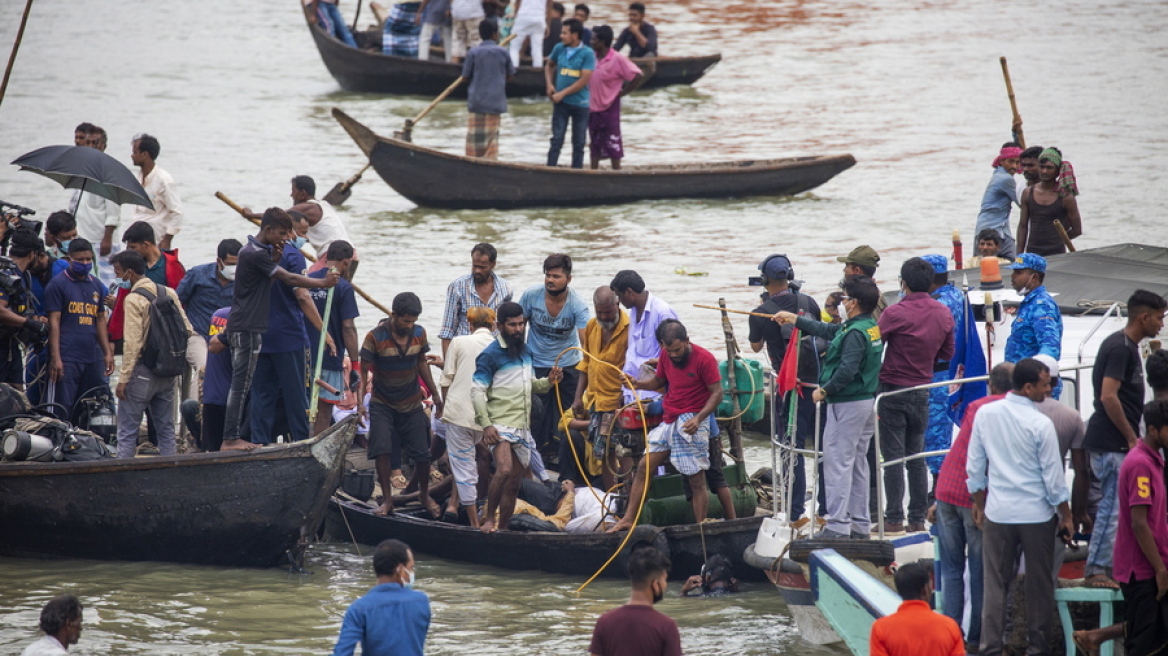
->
(927, 281), (965, 473)
(1003, 253), (1063, 397)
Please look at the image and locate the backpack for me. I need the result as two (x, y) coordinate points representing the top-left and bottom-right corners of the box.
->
(132, 282), (191, 378)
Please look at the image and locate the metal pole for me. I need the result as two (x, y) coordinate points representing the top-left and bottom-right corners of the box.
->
(809, 399), (821, 527)
(770, 373), (778, 516)
(874, 392), (885, 541)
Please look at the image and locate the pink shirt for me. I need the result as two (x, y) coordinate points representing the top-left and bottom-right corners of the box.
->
(589, 49), (641, 112)
(1115, 440), (1168, 583)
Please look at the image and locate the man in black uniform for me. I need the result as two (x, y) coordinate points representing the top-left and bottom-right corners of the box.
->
(748, 254), (825, 522)
(0, 229), (50, 390)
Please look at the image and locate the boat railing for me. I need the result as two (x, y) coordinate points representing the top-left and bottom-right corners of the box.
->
(768, 363), (1095, 540)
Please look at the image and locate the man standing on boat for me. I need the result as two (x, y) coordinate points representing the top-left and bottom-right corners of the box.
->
(243, 176), (352, 269)
(128, 134), (183, 252)
(921, 254), (967, 479)
(1081, 289), (1167, 590)
(519, 253), (589, 477)
(967, 357), (1073, 656)
(305, 241), (361, 436)
(222, 209), (338, 452)
(610, 270), (676, 405)
(774, 278), (883, 540)
(608, 319), (723, 533)
(748, 254), (824, 522)
(1003, 253), (1063, 396)
(449, 0), (485, 63)
(572, 286), (630, 490)
(360, 292), (444, 518)
(974, 143), (1022, 260)
(472, 301), (563, 532)
(874, 257), (954, 535)
(587, 25), (646, 171)
(463, 20), (515, 160)
(837, 245), (884, 320)
(439, 243), (513, 356)
(545, 18), (595, 169)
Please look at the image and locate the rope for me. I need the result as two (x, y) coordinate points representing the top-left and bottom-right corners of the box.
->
(338, 499), (363, 557)
(547, 345), (652, 595)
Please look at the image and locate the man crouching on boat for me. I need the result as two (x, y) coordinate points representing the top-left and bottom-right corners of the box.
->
(471, 301), (562, 532)
(608, 319), (723, 533)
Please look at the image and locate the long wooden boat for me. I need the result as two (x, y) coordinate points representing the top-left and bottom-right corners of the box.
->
(0, 419), (355, 568)
(305, 8), (720, 97)
(333, 108), (857, 209)
(325, 496), (766, 581)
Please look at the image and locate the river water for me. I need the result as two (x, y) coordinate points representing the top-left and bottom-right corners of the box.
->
(1, 0), (1166, 652)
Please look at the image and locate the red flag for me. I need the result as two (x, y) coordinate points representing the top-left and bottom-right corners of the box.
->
(775, 325), (801, 398)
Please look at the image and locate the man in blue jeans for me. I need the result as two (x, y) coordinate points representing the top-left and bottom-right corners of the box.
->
(314, 0), (358, 48)
(544, 18), (595, 168)
(1081, 289), (1167, 589)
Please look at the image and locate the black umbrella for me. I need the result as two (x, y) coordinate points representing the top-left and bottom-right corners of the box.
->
(11, 145), (153, 210)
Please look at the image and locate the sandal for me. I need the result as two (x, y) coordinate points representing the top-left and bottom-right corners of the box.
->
(390, 473), (408, 490)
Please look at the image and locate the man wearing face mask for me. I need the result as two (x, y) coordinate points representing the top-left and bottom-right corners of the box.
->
(44, 211), (78, 264)
(332, 539), (431, 656)
(589, 545), (680, 656)
(108, 221), (187, 351)
(44, 238), (114, 421)
(176, 239), (241, 372)
(1003, 253), (1063, 397)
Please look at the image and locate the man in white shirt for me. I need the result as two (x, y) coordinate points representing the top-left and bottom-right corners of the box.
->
(21, 595), (82, 656)
(241, 175), (353, 273)
(71, 125), (120, 286)
(129, 134), (183, 251)
(450, 0), (485, 62)
(967, 357), (1074, 656)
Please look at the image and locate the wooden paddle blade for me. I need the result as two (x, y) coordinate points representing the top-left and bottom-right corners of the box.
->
(322, 181), (352, 206)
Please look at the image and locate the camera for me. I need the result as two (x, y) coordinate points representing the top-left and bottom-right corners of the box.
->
(0, 200), (42, 236)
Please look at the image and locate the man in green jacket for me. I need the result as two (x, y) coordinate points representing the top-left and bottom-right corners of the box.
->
(775, 277), (884, 539)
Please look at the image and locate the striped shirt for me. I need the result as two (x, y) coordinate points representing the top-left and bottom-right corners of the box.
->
(472, 334), (552, 429)
(360, 323), (430, 412)
(438, 272), (513, 340)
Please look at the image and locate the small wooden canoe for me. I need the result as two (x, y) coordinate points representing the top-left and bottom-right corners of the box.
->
(333, 108), (857, 209)
(325, 496), (766, 581)
(305, 7), (720, 97)
(0, 419), (355, 568)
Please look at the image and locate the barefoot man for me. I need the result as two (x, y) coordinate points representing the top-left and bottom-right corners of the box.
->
(609, 319), (722, 533)
(471, 302), (562, 532)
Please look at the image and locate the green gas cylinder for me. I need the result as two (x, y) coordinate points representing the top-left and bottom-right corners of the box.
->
(716, 358), (765, 424)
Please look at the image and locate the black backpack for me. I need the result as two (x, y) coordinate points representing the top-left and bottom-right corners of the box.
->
(133, 282), (191, 378)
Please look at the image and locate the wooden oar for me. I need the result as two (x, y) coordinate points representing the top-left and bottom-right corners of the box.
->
(693, 303), (774, 319)
(322, 162), (370, 206)
(1000, 56), (1025, 149)
(1054, 219), (1077, 253)
(400, 33), (519, 142)
(214, 191), (394, 315)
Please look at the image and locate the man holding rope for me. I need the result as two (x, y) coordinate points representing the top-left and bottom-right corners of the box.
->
(608, 319), (722, 533)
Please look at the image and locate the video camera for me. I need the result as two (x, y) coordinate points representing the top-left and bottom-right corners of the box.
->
(0, 200), (42, 236)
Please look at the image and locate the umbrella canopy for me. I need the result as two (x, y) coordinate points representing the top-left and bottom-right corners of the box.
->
(11, 145), (153, 209)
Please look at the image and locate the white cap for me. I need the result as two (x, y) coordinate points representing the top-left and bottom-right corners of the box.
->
(1033, 354), (1060, 380)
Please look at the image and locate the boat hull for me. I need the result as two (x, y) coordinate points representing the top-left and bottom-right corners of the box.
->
(306, 13), (720, 97)
(325, 497), (766, 580)
(332, 108), (856, 209)
(0, 420), (355, 568)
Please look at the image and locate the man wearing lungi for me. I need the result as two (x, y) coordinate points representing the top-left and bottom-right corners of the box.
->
(463, 20), (514, 159)
(587, 25), (645, 170)
(607, 319), (723, 533)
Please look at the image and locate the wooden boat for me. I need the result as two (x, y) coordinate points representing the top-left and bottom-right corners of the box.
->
(333, 108), (857, 210)
(325, 495), (767, 581)
(305, 8), (720, 97)
(0, 419), (356, 568)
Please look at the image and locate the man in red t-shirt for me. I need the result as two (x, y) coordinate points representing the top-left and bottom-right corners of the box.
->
(608, 319), (723, 533)
(589, 545), (682, 656)
(869, 562), (964, 656)
(1113, 399), (1168, 654)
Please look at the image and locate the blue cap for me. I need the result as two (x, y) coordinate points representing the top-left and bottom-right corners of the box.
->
(1003, 253), (1047, 274)
(757, 254), (793, 281)
(921, 254), (948, 274)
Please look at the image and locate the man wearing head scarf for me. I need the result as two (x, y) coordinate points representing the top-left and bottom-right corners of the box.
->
(974, 143), (1023, 259)
(1017, 147), (1083, 256)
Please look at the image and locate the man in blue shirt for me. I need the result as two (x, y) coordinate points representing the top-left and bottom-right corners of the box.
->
(1003, 253), (1063, 397)
(544, 18), (595, 168)
(518, 253), (589, 475)
(333, 539), (430, 656)
(922, 254), (970, 476)
(45, 239), (113, 422)
(463, 20), (514, 160)
(974, 143), (1022, 259)
(306, 240), (360, 435)
(177, 238), (240, 372)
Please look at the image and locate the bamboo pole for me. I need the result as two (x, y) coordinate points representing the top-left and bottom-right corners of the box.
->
(0, 0), (35, 109)
(1000, 56), (1025, 149)
(214, 191), (393, 316)
(717, 298), (744, 462)
(693, 303), (773, 319)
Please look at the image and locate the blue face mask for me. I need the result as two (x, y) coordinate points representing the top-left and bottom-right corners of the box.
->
(69, 261), (92, 278)
(292, 236), (307, 249)
(113, 278), (131, 290)
(59, 239), (73, 254)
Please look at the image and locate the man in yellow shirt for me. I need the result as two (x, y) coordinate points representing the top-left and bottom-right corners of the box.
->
(572, 286), (629, 489)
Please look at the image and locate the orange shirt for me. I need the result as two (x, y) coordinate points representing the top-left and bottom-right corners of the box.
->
(869, 600), (964, 656)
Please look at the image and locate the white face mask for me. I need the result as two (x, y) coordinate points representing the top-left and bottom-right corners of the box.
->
(220, 264), (236, 281)
(403, 566), (415, 589)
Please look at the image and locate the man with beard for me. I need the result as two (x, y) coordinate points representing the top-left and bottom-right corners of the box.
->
(519, 253), (590, 465)
(608, 320), (723, 533)
(472, 301), (563, 532)
(572, 286), (630, 490)
(1017, 144), (1044, 201)
(439, 243), (513, 356)
(360, 292), (444, 518)
(588, 545), (680, 656)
